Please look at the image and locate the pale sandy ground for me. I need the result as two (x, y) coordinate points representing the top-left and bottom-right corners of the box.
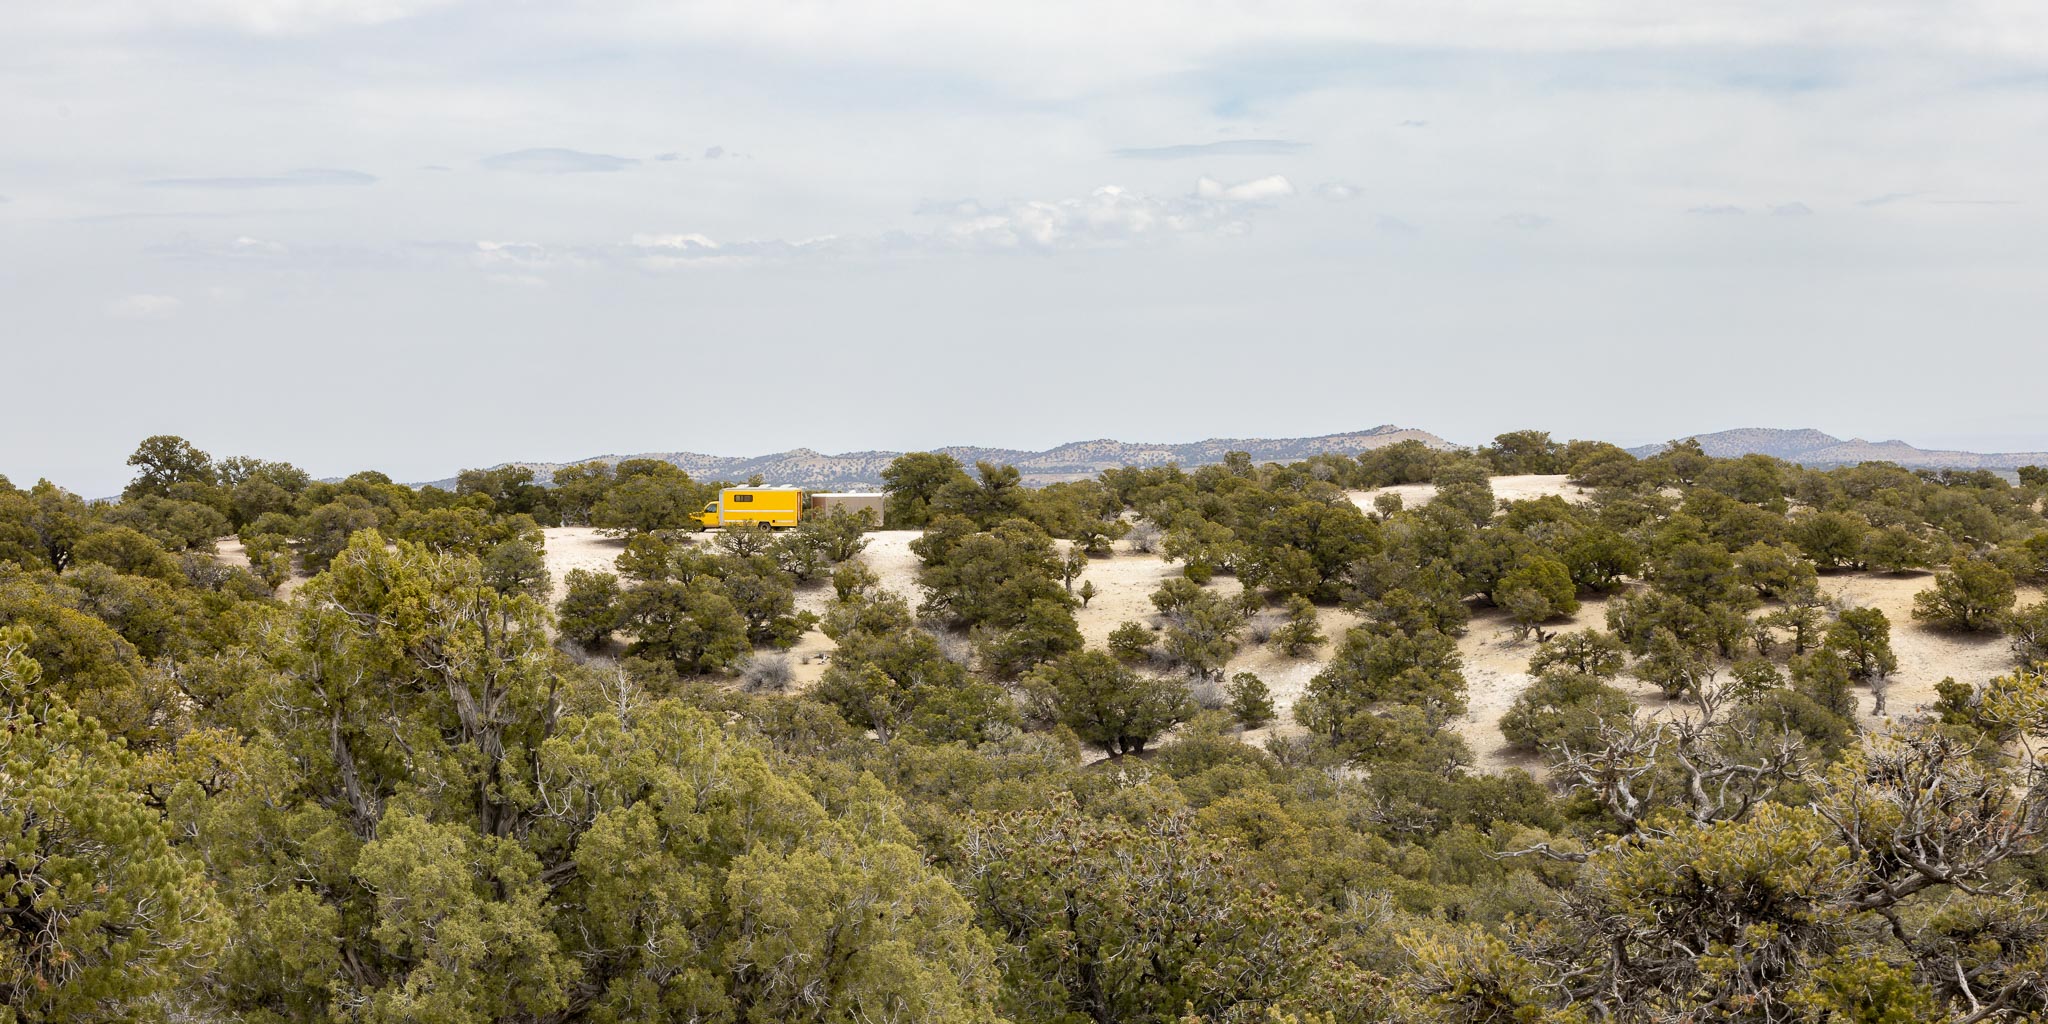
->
(1452, 599), (1617, 775)
(535, 528), (923, 690)
(784, 585), (839, 689)
(1061, 540), (1187, 647)
(213, 536), (251, 569)
(1063, 543), (1362, 748)
(213, 535), (307, 601)
(222, 529), (618, 607)
(1817, 573), (2043, 724)
(1228, 603), (1362, 746)
(859, 529), (928, 605)
(1450, 577), (2046, 776)
(1346, 474), (1591, 515)
(792, 531), (1342, 726)
(540, 527), (629, 607)
(522, 521), (2041, 778)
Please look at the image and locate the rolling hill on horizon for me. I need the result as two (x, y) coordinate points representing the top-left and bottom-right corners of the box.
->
(411, 424), (2048, 492)
(417, 425), (1457, 490)
(1628, 428), (2048, 471)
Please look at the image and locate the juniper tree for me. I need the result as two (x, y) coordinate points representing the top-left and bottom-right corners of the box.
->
(1913, 555), (2017, 632)
(1823, 606), (1899, 681)
(1026, 650), (1191, 756)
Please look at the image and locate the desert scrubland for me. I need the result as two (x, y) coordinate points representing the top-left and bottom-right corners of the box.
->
(15, 432), (2048, 1023)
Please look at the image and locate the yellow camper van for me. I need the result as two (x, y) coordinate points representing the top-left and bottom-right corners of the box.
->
(695, 487), (805, 530)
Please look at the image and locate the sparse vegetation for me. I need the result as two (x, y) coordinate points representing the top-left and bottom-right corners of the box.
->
(1226, 670), (1276, 728)
(4, 433), (2048, 1022)
(1913, 554), (2018, 631)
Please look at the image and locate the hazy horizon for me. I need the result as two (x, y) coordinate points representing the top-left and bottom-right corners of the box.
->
(6, 1), (2047, 494)
(13, 421), (2048, 498)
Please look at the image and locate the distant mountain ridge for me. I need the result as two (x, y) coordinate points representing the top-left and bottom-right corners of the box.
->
(1628, 428), (2048, 470)
(416, 426), (1454, 490)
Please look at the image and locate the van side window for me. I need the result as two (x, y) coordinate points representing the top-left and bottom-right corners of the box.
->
(732, 493), (754, 503)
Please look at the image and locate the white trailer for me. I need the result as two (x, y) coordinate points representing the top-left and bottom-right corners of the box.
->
(807, 492), (887, 527)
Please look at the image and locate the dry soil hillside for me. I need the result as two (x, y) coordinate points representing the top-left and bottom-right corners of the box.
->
(532, 503), (2041, 778)
(1346, 474), (1591, 514)
(1630, 428), (2048, 470)
(421, 426), (1457, 489)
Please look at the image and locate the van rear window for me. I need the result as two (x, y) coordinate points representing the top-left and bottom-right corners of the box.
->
(732, 493), (754, 503)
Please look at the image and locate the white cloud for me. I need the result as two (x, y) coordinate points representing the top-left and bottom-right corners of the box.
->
(143, 168), (376, 189)
(29, 0), (461, 34)
(626, 184), (1251, 261)
(1195, 175), (1296, 202)
(32, 1), (2048, 61)
(14, 0), (2048, 497)
(230, 236), (289, 256)
(521, 2), (2048, 98)
(632, 232), (723, 250)
(907, 179), (1298, 250)
(627, 233), (841, 267)
(108, 293), (182, 319)
(145, 235), (292, 262)
(1771, 202), (1815, 216)
(1499, 213), (1554, 230)
(480, 148), (639, 174)
(485, 273), (548, 288)
(940, 186), (1169, 248)
(1117, 140), (1307, 159)
(473, 239), (579, 271)
(1315, 181), (1361, 202)
(466, 177), (1298, 274)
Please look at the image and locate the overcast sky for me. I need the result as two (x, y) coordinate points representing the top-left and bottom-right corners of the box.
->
(5, 1), (2046, 495)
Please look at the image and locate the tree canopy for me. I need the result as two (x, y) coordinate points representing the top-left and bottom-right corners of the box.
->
(5, 432), (2048, 1022)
